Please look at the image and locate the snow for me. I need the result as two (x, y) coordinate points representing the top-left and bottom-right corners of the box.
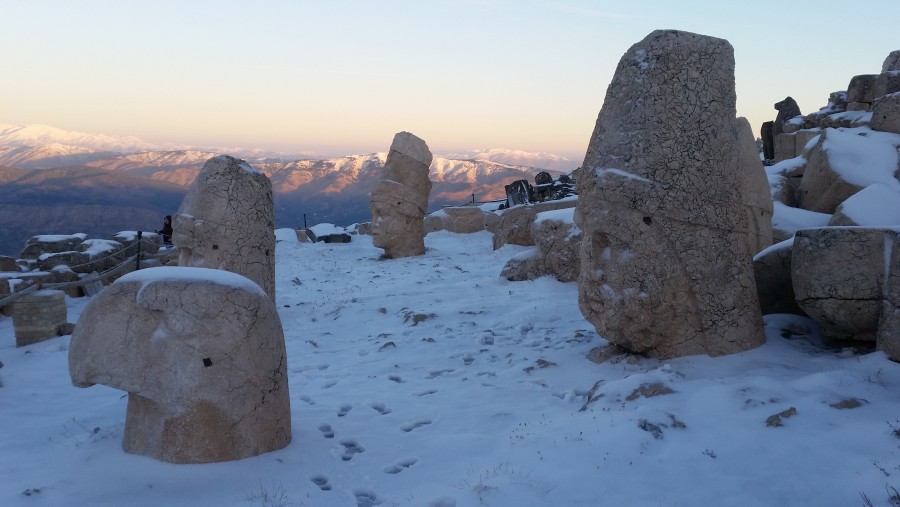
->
(772, 201), (832, 236)
(80, 239), (123, 257)
(837, 183), (900, 226)
(117, 266), (266, 296)
(534, 207), (575, 225)
(3, 231), (900, 507)
(593, 167), (659, 186)
(31, 233), (87, 243)
(822, 127), (900, 191)
(309, 223), (349, 237)
(113, 231), (159, 242)
(753, 238), (793, 261)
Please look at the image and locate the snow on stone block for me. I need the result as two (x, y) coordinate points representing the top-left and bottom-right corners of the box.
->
(797, 127), (900, 213)
(771, 202), (831, 243)
(829, 183), (900, 226)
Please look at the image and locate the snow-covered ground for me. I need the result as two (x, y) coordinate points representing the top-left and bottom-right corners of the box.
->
(2, 230), (900, 507)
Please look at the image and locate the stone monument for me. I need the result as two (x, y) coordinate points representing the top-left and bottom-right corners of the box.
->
(68, 267), (291, 464)
(370, 132), (433, 258)
(574, 29), (765, 359)
(173, 155), (276, 302)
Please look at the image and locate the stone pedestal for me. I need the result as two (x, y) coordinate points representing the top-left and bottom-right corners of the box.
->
(13, 290), (67, 347)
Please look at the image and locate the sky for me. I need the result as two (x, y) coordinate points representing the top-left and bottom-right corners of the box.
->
(2, 0), (898, 160)
(3, 226), (900, 507)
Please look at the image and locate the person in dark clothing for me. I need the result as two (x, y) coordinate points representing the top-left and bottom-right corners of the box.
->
(158, 215), (173, 246)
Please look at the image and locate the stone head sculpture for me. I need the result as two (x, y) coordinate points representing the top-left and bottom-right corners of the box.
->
(370, 132), (433, 258)
(68, 267), (291, 463)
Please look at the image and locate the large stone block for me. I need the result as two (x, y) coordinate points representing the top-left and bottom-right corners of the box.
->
(68, 267), (291, 463)
(878, 230), (900, 359)
(884, 51), (900, 73)
(871, 92), (900, 134)
(574, 29), (764, 359)
(492, 199), (576, 250)
(174, 155), (276, 302)
(828, 183), (900, 227)
(370, 132), (433, 259)
(798, 128), (900, 214)
(735, 117), (773, 253)
(20, 234), (86, 260)
(873, 71), (900, 99)
(846, 74), (878, 104)
(792, 228), (892, 341)
(442, 206), (488, 234)
(501, 208), (582, 283)
(13, 289), (67, 347)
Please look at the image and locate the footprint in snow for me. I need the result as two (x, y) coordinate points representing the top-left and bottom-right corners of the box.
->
(318, 424), (335, 439)
(400, 419), (432, 432)
(383, 458), (418, 474)
(388, 375), (405, 383)
(370, 403), (392, 415)
(427, 369), (455, 379)
(354, 489), (380, 507)
(311, 475), (332, 491)
(340, 440), (365, 461)
(413, 389), (437, 397)
(300, 395), (315, 405)
(337, 404), (352, 417)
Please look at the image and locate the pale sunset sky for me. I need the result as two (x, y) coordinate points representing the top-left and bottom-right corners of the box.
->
(2, 0), (898, 160)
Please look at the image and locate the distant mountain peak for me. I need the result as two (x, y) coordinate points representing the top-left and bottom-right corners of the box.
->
(0, 123), (162, 153)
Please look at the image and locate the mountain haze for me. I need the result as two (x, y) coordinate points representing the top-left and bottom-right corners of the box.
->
(0, 123), (571, 256)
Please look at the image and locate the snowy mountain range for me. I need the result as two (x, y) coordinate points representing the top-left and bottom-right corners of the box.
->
(0, 123), (578, 256)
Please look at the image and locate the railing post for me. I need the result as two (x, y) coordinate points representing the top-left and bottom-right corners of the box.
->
(135, 230), (142, 271)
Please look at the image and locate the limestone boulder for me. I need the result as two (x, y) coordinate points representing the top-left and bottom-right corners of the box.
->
(847, 74), (878, 105)
(492, 199), (576, 250)
(792, 228), (892, 341)
(773, 129), (821, 162)
(871, 92), (900, 134)
(735, 117), (773, 253)
(798, 128), (900, 213)
(370, 132), (433, 258)
(878, 230), (900, 360)
(20, 233), (86, 260)
(442, 206), (488, 234)
(68, 267), (291, 463)
(828, 183), (900, 227)
(174, 155), (276, 302)
(12, 289), (68, 347)
(873, 71), (900, 99)
(0, 256), (18, 272)
(752, 240), (804, 316)
(501, 208), (582, 283)
(574, 29), (764, 359)
(884, 51), (900, 73)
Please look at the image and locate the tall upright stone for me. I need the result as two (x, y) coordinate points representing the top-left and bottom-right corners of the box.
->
(735, 116), (774, 253)
(173, 155), (276, 302)
(370, 132), (433, 258)
(574, 29), (765, 359)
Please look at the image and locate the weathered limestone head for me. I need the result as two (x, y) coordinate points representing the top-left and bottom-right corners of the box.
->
(883, 50), (900, 73)
(68, 267), (291, 464)
(574, 29), (765, 358)
(173, 155), (276, 302)
(370, 132), (433, 258)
